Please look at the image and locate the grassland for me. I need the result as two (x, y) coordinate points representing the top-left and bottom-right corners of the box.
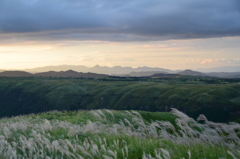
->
(0, 76), (240, 122)
(0, 109), (239, 158)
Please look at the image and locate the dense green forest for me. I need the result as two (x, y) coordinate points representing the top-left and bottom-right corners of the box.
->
(0, 76), (240, 122)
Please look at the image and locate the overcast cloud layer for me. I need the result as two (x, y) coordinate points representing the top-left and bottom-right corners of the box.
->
(0, 0), (240, 42)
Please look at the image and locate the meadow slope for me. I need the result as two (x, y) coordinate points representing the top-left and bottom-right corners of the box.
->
(0, 109), (239, 159)
(0, 77), (240, 122)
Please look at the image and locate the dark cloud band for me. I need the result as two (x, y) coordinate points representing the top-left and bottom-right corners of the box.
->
(0, 0), (240, 42)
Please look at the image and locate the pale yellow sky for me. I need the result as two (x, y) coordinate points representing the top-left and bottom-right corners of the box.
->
(0, 37), (240, 70)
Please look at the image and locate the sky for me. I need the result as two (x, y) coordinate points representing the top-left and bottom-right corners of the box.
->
(0, 0), (240, 70)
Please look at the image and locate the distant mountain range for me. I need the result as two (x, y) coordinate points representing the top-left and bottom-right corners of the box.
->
(21, 65), (176, 74)
(0, 65), (240, 78)
(195, 66), (240, 72)
(0, 69), (239, 79)
(131, 69), (240, 78)
(0, 70), (108, 78)
(118, 70), (209, 78)
(19, 65), (239, 74)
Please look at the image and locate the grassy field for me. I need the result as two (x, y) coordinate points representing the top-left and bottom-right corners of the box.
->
(0, 109), (239, 158)
(0, 77), (240, 122)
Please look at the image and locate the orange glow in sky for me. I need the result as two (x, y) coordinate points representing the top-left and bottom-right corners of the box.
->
(0, 37), (240, 70)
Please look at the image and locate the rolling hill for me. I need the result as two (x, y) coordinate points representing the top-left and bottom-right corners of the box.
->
(0, 71), (33, 77)
(0, 70), (108, 78)
(205, 72), (240, 78)
(131, 71), (169, 76)
(2, 64), (240, 78)
(0, 77), (239, 122)
(35, 70), (108, 78)
(149, 73), (180, 78)
(227, 73), (240, 79)
(177, 69), (208, 76)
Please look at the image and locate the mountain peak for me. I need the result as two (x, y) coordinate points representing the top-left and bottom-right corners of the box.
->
(184, 69), (192, 71)
(178, 69), (206, 76)
(93, 65), (101, 68)
(65, 70), (77, 73)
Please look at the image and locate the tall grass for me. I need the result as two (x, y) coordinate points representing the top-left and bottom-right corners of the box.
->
(0, 109), (239, 159)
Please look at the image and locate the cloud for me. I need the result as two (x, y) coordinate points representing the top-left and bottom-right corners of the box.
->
(0, 0), (240, 42)
(215, 58), (240, 64)
(199, 58), (240, 65)
(201, 59), (213, 64)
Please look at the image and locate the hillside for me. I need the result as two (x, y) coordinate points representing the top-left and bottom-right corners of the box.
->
(149, 73), (180, 78)
(0, 77), (240, 122)
(35, 70), (108, 78)
(0, 70), (108, 78)
(112, 71), (168, 77)
(0, 71), (33, 77)
(0, 109), (239, 158)
(177, 69), (207, 76)
(205, 72), (240, 78)
(227, 73), (240, 79)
